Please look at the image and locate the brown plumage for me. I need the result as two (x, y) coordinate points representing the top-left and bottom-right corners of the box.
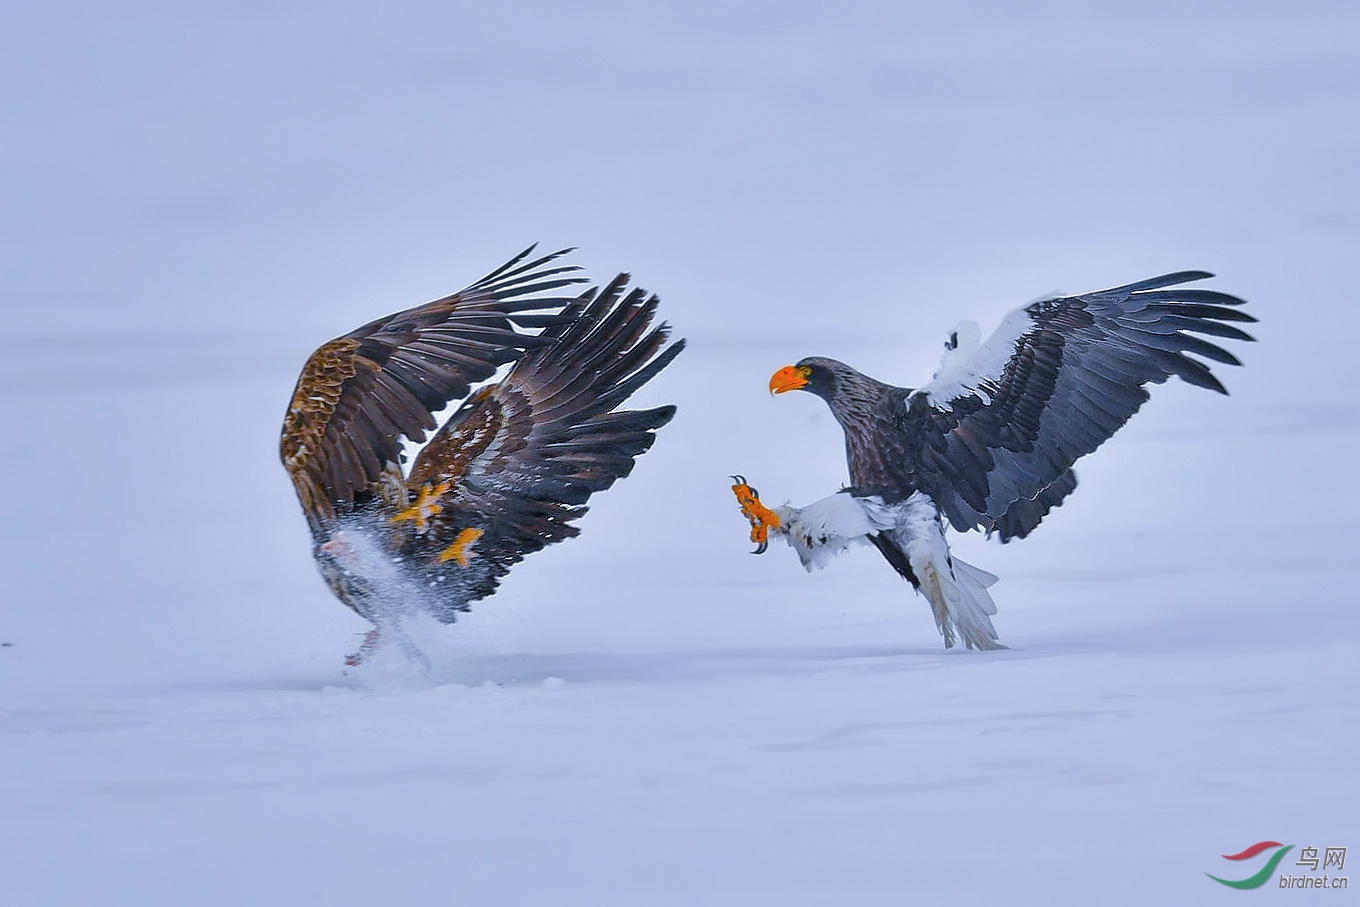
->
(280, 247), (684, 663)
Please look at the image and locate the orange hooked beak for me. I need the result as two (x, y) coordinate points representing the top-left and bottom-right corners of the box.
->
(769, 364), (810, 395)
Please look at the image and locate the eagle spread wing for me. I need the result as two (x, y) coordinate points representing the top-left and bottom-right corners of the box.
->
(281, 249), (684, 651)
(395, 273), (685, 612)
(740, 269), (1255, 649)
(899, 271), (1256, 539)
(280, 246), (584, 529)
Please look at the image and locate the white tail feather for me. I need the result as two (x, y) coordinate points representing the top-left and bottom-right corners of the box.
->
(946, 557), (1002, 647)
(896, 494), (1005, 650)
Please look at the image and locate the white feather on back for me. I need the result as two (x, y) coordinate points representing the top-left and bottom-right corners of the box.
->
(920, 308), (1032, 411)
(934, 319), (982, 378)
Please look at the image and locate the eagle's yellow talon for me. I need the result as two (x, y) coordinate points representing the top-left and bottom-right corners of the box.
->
(391, 480), (453, 533)
(437, 527), (485, 567)
(730, 475), (780, 554)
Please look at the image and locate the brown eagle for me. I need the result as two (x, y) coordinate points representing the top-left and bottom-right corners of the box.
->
(733, 271), (1255, 650)
(281, 247), (684, 664)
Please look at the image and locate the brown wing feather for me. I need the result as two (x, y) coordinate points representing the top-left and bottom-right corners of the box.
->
(406, 386), (521, 490)
(281, 337), (365, 519)
(402, 274), (685, 603)
(280, 246), (584, 528)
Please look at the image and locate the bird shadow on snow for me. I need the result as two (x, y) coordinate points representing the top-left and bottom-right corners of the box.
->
(124, 606), (1290, 701)
(109, 643), (972, 699)
(145, 631), (1165, 700)
(121, 597), (1300, 700)
(336, 602), (1320, 694)
(330, 634), (1044, 694)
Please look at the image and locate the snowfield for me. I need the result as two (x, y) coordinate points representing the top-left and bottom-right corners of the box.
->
(2, 3), (1357, 904)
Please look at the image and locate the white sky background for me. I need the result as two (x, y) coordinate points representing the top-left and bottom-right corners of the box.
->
(5, 0), (1354, 538)
(1, 3), (1358, 904)
(3, 1), (1356, 352)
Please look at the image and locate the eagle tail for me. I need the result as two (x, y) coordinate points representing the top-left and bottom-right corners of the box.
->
(948, 557), (1003, 651)
(907, 549), (1005, 651)
(897, 493), (1007, 651)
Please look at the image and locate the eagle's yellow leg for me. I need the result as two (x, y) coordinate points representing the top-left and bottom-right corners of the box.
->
(390, 480), (453, 534)
(437, 527), (485, 567)
(730, 477), (781, 554)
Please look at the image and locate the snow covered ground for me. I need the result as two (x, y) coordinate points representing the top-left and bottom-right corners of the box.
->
(2, 3), (1358, 904)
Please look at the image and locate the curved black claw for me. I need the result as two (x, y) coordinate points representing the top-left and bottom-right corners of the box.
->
(751, 539), (768, 555)
(731, 474), (760, 497)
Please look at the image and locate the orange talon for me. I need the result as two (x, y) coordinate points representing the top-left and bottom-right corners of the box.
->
(437, 527), (485, 567)
(390, 480), (453, 533)
(730, 475), (781, 555)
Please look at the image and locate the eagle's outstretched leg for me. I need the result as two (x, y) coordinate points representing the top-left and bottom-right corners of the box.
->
(344, 628), (381, 667)
(729, 481), (1006, 651)
(385, 619), (433, 671)
(731, 476), (782, 554)
(343, 622), (432, 671)
(389, 480), (453, 534)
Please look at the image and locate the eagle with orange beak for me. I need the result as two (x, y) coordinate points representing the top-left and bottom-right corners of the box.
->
(733, 271), (1255, 649)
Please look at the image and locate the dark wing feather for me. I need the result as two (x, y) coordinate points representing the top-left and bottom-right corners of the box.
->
(900, 272), (1255, 539)
(280, 246), (585, 528)
(405, 274), (685, 604)
(989, 469), (1078, 542)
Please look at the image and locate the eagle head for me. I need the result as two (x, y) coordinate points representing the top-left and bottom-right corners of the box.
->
(769, 357), (845, 400)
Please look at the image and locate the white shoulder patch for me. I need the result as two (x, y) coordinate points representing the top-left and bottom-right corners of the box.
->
(933, 320), (982, 379)
(918, 308), (1034, 411)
